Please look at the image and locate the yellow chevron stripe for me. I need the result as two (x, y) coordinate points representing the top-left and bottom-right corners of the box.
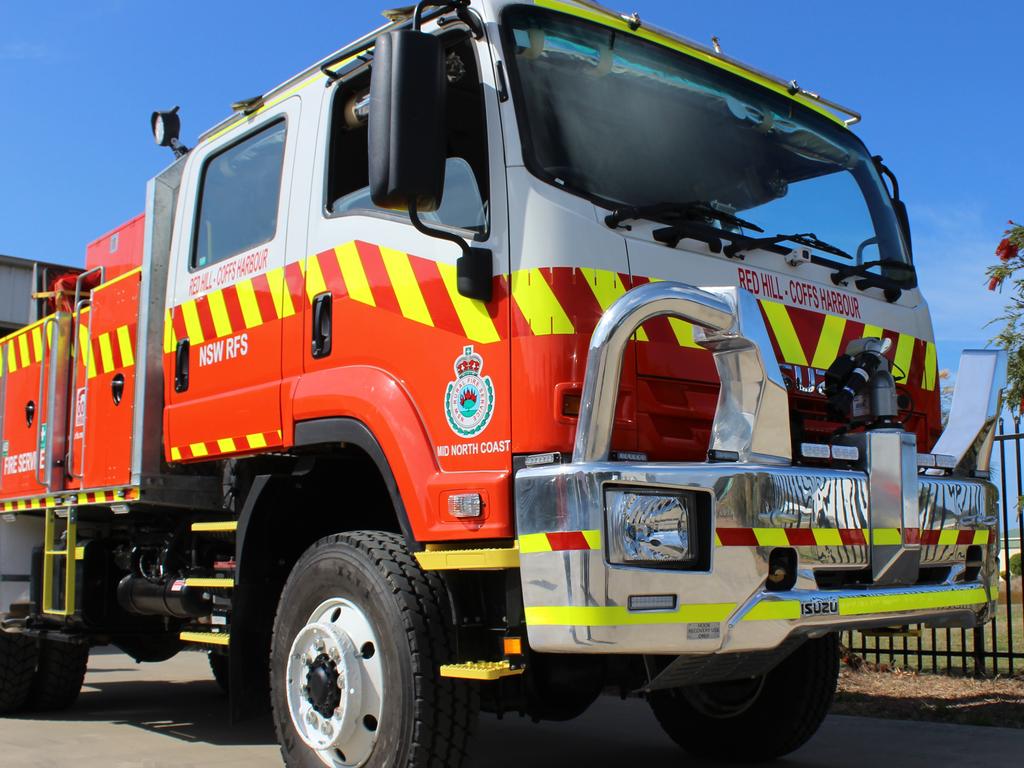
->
(580, 268), (649, 341)
(235, 280), (263, 329)
(525, 603), (734, 626)
(116, 325), (134, 367)
(380, 247), (433, 326)
(812, 528), (844, 547)
(18, 333), (30, 368)
(810, 314), (846, 370)
(862, 324), (883, 339)
(892, 333), (915, 384)
(31, 326), (43, 363)
(336, 242), (375, 306)
(266, 266), (294, 319)
(512, 268), (574, 336)
(518, 532), (552, 553)
(190, 442), (209, 458)
(246, 432), (268, 449)
(922, 341), (937, 391)
(760, 301), (807, 366)
(207, 289), (233, 338)
(437, 262), (501, 343)
(170, 446), (182, 461)
(79, 324), (97, 379)
(938, 530), (959, 547)
(98, 333), (115, 373)
(752, 528), (790, 547)
(180, 300), (205, 344)
(871, 528), (903, 546)
(973, 530), (990, 545)
(306, 253), (328, 304)
(5, 342), (16, 373)
(164, 310), (177, 354)
(216, 437), (236, 453)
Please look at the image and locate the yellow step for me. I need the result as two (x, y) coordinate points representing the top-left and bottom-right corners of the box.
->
(440, 660), (524, 681)
(180, 631), (230, 647)
(191, 521), (237, 533)
(415, 544), (519, 571)
(184, 578), (235, 589)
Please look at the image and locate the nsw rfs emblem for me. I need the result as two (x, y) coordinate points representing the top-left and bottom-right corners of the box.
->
(445, 346), (494, 438)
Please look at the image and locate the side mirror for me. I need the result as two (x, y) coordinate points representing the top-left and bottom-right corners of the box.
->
(369, 30), (447, 211)
(873, 155), (912, 260)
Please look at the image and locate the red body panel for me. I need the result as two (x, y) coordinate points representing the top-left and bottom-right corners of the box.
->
(85, 214), (146, 282)
(67, 272), (140, 489)
(0, 321), (52, 499)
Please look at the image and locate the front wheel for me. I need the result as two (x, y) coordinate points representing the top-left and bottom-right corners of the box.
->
(270, 531), (477, 768)
(648, 633), (839, 762)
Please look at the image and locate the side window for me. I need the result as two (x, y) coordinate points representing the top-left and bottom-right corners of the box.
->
(325, 38), (489, 234)
(192, 120), (287, 269)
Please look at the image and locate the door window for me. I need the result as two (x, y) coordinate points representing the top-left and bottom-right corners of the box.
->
(192, 120), (287, 269)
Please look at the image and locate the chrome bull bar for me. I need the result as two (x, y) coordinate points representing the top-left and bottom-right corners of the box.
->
(515, 281), (1007, 656)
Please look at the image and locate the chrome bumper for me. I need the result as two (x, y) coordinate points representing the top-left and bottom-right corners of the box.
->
(515, 282), (1006, 655)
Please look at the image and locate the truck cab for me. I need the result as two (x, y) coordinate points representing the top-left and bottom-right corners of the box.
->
(0, 2), (1005, 766)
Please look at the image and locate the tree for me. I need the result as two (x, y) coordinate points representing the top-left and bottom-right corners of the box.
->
(986, 221), (1024, 409)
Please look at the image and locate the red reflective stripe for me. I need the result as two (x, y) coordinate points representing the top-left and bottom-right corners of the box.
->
(716, 528), (759, 547)
(785, 528), (817, 547)
(839, 528), (866, 546)
(956, 529), (975, 546)
(920, 530), (941, 545)
(904, 528), (921, 545)
(546, 531), (591, 551)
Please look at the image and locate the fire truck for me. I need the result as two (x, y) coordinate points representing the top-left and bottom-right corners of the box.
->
(0, 1), (1006, 765)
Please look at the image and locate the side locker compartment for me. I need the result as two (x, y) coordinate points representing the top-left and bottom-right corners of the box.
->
(78, 273), (141, 489)
(0, 316), (71, 501)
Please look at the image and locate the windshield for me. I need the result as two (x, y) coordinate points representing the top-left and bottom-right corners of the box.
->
(502, 6), (913, 283)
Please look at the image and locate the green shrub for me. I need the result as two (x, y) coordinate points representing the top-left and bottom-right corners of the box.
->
(1010, 552), (1022, 578)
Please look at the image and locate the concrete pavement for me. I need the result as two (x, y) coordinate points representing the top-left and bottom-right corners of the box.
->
(0, 650), (1020, 767)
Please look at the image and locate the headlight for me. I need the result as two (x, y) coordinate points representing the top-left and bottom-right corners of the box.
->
(606, 487), (701, 565)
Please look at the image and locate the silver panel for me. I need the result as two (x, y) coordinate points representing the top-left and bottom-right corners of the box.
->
(131, 158), (186, 484)
(931, 349), (1007, 475)
(39, 314), (72, 492)
(516, 460), (997, 655)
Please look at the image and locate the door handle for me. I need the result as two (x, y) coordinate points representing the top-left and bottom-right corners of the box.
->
(175, 339), (190, 393)
(311, 293), (332, 359)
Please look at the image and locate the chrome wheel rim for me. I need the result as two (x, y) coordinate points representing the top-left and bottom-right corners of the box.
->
(286, 598), (384, 767)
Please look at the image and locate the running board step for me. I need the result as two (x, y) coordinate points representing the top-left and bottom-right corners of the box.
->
(415, 544), (519, 571)
(184, 578), (235, 589)
(191, 521), (237, 533)
(180, 631), (230, 646)
(440, 661), (524, 681)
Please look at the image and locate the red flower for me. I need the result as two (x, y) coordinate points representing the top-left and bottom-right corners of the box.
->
(996, 238), (1019, 262)
(988, 276), (1002, 291)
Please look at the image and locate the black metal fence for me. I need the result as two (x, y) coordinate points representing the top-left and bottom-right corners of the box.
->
(844, 419), (1024, 676)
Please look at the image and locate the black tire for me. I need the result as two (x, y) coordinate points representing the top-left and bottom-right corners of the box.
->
(209, 651), (229, 694)
(649, 633), (839, 762)
(0, 631), (37, 715)
(26, 639), (88, 712)
(271, 531), (478, 768)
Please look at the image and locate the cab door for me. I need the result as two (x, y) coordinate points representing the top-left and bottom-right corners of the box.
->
(164, 99), (300, 461)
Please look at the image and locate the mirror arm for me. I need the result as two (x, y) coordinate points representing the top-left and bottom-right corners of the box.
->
(408, 201), (493, 303)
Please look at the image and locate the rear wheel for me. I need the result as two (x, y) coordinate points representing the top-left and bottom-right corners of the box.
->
(648, 633), (839, 762)
(209, 651), (229, 694)
(270, 531), (477, 768)
(26, 639), (89, 712)
(0, 631), (37, 714)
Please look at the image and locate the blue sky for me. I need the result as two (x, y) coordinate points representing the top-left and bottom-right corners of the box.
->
(0, 0), (1019, 377)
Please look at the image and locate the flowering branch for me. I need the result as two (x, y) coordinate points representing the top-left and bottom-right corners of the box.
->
(986, 220), (1024, 410)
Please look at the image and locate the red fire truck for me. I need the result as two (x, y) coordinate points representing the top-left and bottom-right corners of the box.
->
(0, 1), (1006, 765)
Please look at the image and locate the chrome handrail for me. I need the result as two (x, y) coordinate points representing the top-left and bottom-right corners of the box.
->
(34, 316), (56, 489)
(572, 282), (791, 465)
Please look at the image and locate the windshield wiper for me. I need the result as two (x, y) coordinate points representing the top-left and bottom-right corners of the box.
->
(725, 232), (852, 261)
(829, 258), (915, 285)
(605, 201), (764, 233)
